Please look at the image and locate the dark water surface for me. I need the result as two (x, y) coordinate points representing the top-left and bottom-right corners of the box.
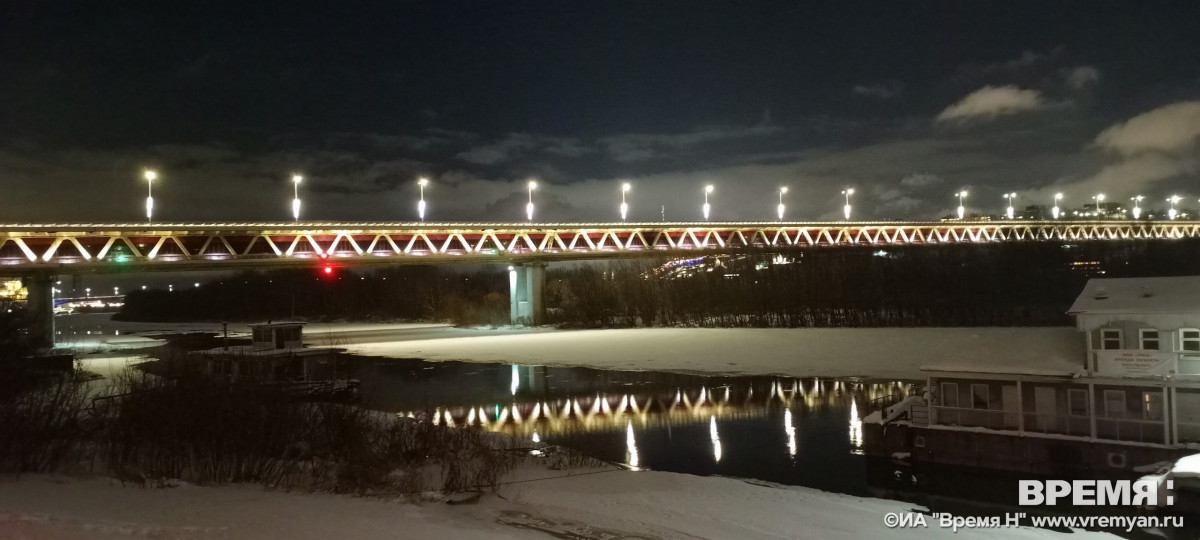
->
(353, 358), (914, 497)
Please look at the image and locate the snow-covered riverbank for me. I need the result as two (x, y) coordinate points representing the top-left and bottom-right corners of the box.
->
(0, 470), (1111, 540)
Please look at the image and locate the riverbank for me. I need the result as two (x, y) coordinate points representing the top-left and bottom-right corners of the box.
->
(0, 471), (1109, 540)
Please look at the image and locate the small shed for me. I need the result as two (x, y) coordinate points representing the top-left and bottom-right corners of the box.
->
(250, 322), (305, 351)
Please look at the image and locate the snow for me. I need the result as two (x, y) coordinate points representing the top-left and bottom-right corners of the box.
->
(1068, 276), (1200, 315)
(350, 327), (1085, 381)
(1170, 453), (1200, 478)
(0, 472), (1113, 540)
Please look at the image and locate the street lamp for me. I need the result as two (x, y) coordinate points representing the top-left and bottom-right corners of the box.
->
(1094, 194), (1106, 218)
(1169, 195), (1181, 220)
(1003, 193), (1016, 219)
(417, 177), (429, 221)
(842, 188), (854, 220)
(956, 190), (967, 220)
(1052, 193), (1063, 219)
(703, 185), (714, 220)
(526, 180), (537, 221)
(1131, 195), (1144, 220)
(620, 183), (631, 221)
(291, 174), (303, 221)
(143, 170), (157, 222)
(777, 187), (788, 221)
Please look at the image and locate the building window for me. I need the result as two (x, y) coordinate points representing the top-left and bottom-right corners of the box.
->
(941, 382), (959, 408)
(1143, 392), (1164, 421)
(1182, 329), (1200, 352)
(1069, 389), (1089, 416)
(971, 384), (989, 409)
(1104, 390), (1126, 419)
(1100, 329), (1122, 350)
(1139, 329), (1160, 350)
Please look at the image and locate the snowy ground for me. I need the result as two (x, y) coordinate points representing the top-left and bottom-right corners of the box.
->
(0, 471), (1111, 540)
(350, 326), (1086, 380)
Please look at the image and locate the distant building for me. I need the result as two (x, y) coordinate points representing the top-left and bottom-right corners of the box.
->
(867, 276), (1200, 474)
(1073, 202), (1128, 220)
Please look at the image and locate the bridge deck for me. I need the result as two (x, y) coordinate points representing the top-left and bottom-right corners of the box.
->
(2, 220), (1198, 274)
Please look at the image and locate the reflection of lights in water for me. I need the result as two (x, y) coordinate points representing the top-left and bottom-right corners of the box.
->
(849, 398), (863, 455)
(710, 415), (722, 463)
(626, 420), (640, 470)
(724, 386), (730, 403)
(532, 431), (540, 443)
(784, 409), (797, 456)
(395, 380), (911, 449)
(511, 364), (519, 395)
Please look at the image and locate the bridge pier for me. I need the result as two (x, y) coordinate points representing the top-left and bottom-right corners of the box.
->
(23, 273), (55, 351)
(509, 263), (546, 326)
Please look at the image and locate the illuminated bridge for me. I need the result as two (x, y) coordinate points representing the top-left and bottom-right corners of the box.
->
(4, 220), (1199, 346)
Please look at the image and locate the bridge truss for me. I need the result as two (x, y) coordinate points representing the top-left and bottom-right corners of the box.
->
(2, 220), (1199, 274)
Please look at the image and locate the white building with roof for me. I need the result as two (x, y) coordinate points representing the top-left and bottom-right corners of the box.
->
(869, 276), (1200, 474)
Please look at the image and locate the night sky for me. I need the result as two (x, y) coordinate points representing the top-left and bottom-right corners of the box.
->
(3, 2), (1200, 222)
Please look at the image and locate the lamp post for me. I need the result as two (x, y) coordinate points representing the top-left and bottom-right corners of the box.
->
(291, 174), (302, 221)
(620, 182), (631, 221)
(143, 170), (157, 222)
(418, 177), (429, 221)
(526, 180), (537, 221)
(1169, 195), (1181, 220)
(956, 190), (967, 220)
(702, 185), (714, 221)
(1131, 195), (1144, 220)
(777, 187), (788, 221)
(1052, 193), (1063, 219)
(1094, 194), (1106, 219)
(841, 188), (854, 220)
(1003, 193), (1016, 219)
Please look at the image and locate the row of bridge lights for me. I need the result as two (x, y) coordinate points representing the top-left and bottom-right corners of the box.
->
(138, 169), (1192, 223)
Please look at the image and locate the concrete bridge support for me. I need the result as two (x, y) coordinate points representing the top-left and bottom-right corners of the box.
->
(23, 273), (55, 351)
(509, 263), (546, 326)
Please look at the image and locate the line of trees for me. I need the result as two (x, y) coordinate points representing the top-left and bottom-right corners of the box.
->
(116, 239), (1200, 328)
(116, 265), (509, 325)
(547, 240), (1200, 327)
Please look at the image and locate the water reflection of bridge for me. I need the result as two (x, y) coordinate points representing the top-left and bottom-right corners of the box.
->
(394, 371), (914, 438)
